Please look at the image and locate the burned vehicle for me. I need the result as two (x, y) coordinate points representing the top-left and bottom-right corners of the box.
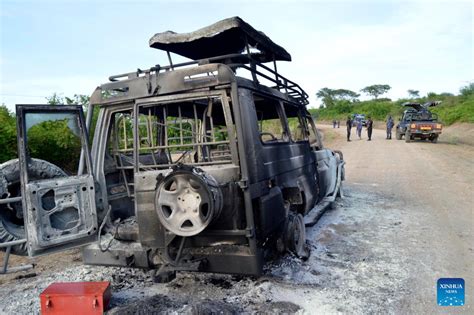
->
(395, 101), (442, 143)
(0, 17), (344, 278)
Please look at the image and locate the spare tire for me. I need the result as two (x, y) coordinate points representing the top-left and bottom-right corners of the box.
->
(0, 158), (66, 256)
(155, 165), (223, 237)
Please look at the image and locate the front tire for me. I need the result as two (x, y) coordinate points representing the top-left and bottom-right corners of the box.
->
(396, 130), (402, 140)
(405, 131), (411, 143)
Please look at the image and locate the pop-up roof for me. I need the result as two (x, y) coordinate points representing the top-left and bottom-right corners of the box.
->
(402, 101), (441, 111)
(149, 16), (292, 63)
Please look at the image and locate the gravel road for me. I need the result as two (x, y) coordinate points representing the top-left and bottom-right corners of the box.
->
(0, 124), (472, 314)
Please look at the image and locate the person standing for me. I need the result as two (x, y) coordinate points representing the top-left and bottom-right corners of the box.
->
(356, 119), (363, 139)
(366, 116), (373, 141)
(386, 115), (394, 139)
(337, 120), (340, 128)
(333, 119), (337, 128)
(346, 115), (352, 141)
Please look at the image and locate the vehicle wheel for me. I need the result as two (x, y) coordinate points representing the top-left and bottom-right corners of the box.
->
(405, 131), (411, 143)
(430, 135), (438, 143)
(286, 213), (310, 260)
(0, 158), (66, 256)
(155, 166), (223, 237)
(396, 130), (402, 140)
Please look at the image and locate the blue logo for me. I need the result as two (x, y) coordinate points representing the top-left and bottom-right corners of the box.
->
(437, 278), (465, 306)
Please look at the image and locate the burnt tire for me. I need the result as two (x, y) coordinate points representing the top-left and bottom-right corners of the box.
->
(0, 158), (66, 256)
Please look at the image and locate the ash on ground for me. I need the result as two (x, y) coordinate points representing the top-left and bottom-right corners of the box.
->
(0, 186), (411, 314)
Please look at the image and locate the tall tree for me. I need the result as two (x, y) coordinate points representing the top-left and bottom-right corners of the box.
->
(316, 88), (360, 107)
(407, 89), (420, 98)
(316, 88), (336, 108)
(333, 89), (360, 102)
(360, 84), (391, 99)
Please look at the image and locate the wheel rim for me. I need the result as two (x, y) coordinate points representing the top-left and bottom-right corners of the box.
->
(156, 173), (213, 236)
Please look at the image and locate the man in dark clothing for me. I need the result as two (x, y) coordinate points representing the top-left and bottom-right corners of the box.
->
(333, 119), (337, 128)
(366, 116), (373, 141)
(386, 115), (394, 139)
(346, 116), (352, 141)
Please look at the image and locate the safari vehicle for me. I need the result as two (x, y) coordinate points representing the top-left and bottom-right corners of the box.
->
(0, 17), (344, 278)
(396, 102), (442, 143)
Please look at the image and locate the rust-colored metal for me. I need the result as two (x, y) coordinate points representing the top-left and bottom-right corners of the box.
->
(40, 282), (111, 315)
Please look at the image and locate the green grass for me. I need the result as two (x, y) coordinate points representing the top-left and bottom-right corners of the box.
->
(310, 94), (474, 126)
(430, 96), (474, 125)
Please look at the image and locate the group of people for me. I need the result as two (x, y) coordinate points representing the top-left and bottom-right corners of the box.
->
(344, 115), (395, 141)
(346, 116), (373, 141)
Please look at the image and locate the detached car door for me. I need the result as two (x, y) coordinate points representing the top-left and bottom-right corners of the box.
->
(16, 105), (98, 256)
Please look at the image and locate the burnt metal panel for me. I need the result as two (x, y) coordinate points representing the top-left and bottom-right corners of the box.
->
(149, 16), (291, 62)
(258, 187), (286, 237)
(92, 64), (235, 107)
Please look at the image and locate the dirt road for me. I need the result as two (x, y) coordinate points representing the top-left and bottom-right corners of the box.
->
(0, 125), (472, 314)
(320, 124), (473, 314)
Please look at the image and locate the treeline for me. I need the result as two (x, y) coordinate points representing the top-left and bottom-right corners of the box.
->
(310, 83), (474, 124)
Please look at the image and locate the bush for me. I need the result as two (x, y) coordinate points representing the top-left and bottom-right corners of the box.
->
(0, 106), (17, 163)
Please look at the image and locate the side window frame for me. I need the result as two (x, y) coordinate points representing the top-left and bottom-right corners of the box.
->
(304, 114), (323, 149)
(283, 102), (309, 143)
(253, 93), (290, 145)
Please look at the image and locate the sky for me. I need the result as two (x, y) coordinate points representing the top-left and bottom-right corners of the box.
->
(0, 0), (472, 111)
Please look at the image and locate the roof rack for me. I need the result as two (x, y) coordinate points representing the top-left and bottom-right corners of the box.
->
(108, 53), (309, 106)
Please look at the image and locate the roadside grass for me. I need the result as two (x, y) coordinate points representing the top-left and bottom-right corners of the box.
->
(310, 94), (474, 126)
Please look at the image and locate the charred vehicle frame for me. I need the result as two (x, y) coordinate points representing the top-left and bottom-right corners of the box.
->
(0, 17), (344, 278)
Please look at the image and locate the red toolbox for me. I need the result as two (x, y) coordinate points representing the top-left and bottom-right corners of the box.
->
(40, 281), (111, 315)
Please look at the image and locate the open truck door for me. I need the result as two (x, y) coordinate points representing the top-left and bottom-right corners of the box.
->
(16, 105), (98, 256)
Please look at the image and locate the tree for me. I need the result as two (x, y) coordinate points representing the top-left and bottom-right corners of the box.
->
(0, 105), (17, 163)
(316, 88), (360, 107)
(426, 92), (438, 99)
(459, 82), (474, 97)
(360, 84), (391, 99)
(316, 88), (336, 108)
(46, 93), (63, 105)
(333, 89), (360, 102)
(46, 93), (90, 108)
(407, 89), (419, 98)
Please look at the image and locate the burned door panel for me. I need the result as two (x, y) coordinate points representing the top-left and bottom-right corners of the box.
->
(314, 149), (338, 199)
(25, 176), (98, 255)
(16, 105), (98, 256)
